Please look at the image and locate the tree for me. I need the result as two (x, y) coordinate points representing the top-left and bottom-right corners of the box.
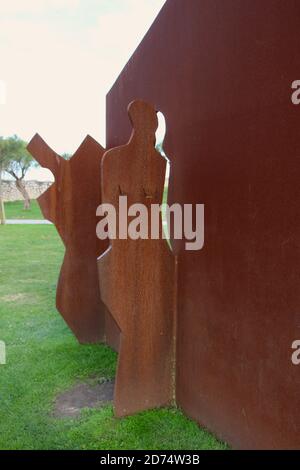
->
(0, 144), (5, 224)
(3, 135), (33, 210)
(0, 136), (9, 224)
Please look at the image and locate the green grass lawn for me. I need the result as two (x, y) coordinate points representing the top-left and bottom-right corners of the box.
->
(4, 200), (44, 220)
(0, 225), (227, 450)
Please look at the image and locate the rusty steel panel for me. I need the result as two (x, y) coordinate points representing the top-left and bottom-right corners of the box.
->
(98, 100), (176, 417)
(106, 0), (300, 448)
(27, 134), (110, 343)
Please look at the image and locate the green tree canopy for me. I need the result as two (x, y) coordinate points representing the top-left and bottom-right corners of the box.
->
(0, 135), (34, 210)
(2, 135), (33, 180)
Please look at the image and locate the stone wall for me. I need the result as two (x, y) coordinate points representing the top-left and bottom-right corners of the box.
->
(1, 180), (52, 202)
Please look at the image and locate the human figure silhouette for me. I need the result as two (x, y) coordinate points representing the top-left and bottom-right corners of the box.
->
(98, 100), (176, 416)
(28, 135), (109, 343)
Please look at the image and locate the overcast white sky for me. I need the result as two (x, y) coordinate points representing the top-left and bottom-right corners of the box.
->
(0, 0), (166, 180)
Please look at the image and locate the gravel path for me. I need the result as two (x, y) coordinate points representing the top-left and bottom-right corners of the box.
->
(5, 220), (52, 225)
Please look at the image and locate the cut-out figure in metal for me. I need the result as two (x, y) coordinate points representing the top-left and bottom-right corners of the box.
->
(98, 100), (176, 416)
(28, 134), (109, 343)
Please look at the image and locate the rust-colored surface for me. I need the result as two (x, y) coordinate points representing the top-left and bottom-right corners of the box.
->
(106, 0), (300, 449)
(27, 134), (109, 343)
(98, 100), (175, 417)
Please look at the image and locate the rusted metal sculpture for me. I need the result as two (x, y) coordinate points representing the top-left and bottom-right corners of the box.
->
(106, 0), (300, 449)
(27, 134), (109, 343)
(98, 100), (176, 417)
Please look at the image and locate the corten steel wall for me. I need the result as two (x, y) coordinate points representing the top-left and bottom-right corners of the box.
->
(106, 0), (300, 449)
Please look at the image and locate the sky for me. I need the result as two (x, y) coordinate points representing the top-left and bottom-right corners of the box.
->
(0, 0), (166, 180)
